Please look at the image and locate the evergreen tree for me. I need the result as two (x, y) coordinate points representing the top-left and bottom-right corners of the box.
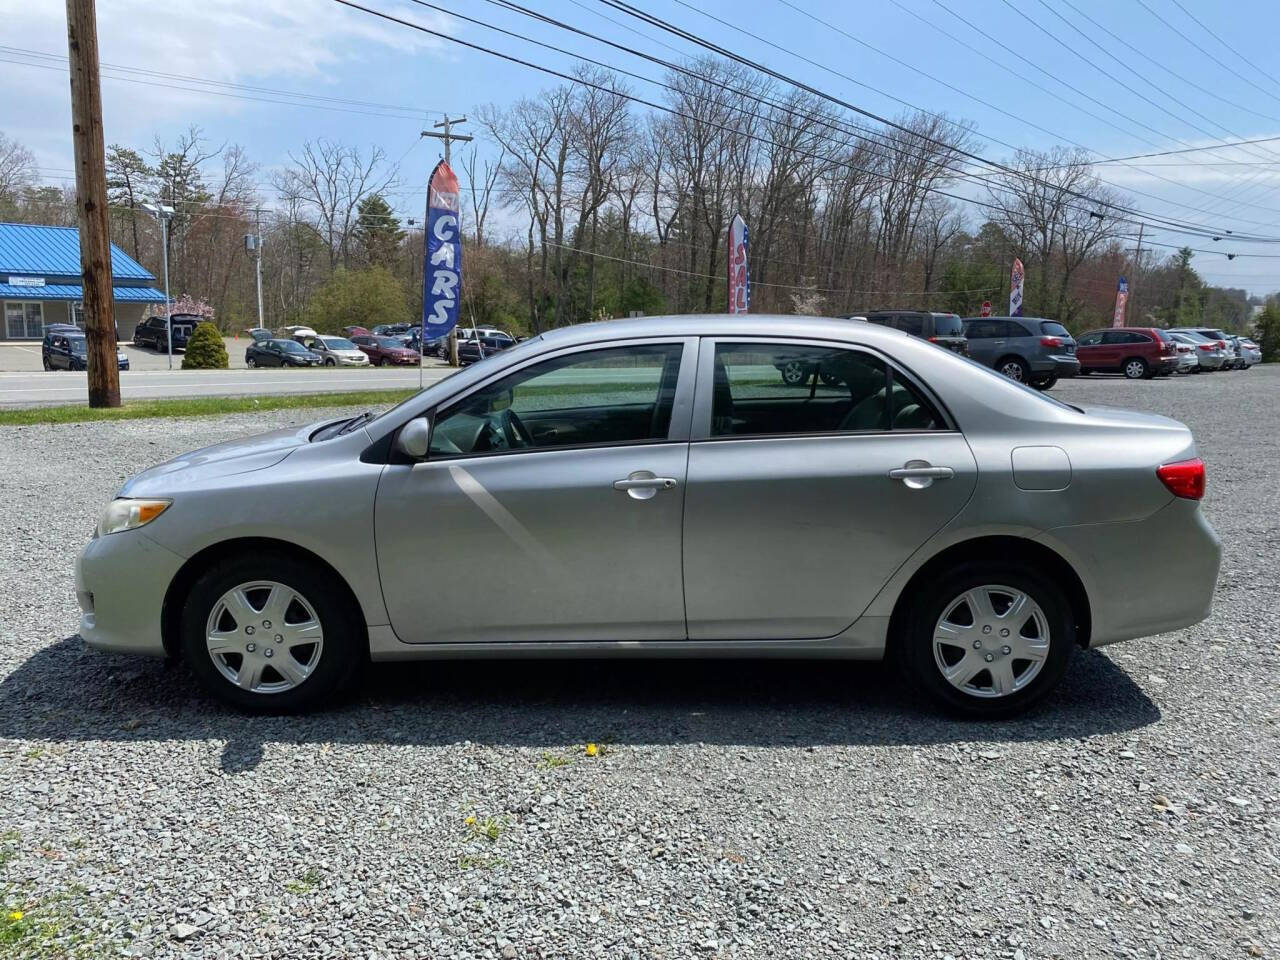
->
(353, 194), (405, 270)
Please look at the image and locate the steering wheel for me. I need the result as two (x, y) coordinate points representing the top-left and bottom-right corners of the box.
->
(498, 407), (534, 448)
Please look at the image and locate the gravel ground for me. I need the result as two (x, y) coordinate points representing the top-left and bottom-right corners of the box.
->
(0, 369), (1276, 959)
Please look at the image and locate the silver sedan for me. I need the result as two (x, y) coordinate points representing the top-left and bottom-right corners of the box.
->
(76, 316), (1221, 716)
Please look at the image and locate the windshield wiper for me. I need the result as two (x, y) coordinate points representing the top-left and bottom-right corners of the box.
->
(336, 411), (375, 436)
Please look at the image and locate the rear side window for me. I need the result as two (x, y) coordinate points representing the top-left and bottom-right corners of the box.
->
(896, 315), (925, 337)
(932, 314), (964, 336)
(1039, 322), (1070, 337)
(710, 343), (944, 437)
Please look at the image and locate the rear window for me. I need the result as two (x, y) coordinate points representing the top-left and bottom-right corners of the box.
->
(932, 314), (964, 336)
(1039, 322), (1070, 338)
(1150, 328), (1172, 341)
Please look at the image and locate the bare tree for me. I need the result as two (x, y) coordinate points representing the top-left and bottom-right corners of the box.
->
(0, 132), (36, 210)
(460, 144), (504, 248)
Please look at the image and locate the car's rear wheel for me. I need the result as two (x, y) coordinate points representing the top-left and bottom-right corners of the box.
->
(180, 553), (364, 713)
(997, 356), (1029, 383)
(1123, 357), (1148, 379)
(896, 563), (1073, 718)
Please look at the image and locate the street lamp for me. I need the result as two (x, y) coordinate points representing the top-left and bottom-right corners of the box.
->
(140, 200), (175, 369)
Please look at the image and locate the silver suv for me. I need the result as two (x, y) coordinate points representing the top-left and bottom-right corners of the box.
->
(962, 316), (1079, 390)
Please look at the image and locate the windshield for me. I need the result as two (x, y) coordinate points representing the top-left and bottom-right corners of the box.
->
(1039, 321), (1071, 338)
(932, 314), (964, 336)
(374, 337), (403, 348)
(68, 338), (87, 355)
(321, 337), (357, 350)
(279, 340), (308, 354)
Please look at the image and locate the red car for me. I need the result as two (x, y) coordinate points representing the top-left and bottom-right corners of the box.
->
(1074, 327), (1179, 379)
(350, 334), (420, 366)
(341, 325), (370, 339)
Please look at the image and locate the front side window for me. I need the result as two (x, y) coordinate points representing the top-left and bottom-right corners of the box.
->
(429, 343), (683, 457)
(710, 342), (944, 438)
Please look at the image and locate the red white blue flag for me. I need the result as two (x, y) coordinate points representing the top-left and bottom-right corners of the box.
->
(423, 160), (461, 340)
(1009, 258), (1025, 317)
(1112, 276), (1128, 327)
(727, 213), (749, 314)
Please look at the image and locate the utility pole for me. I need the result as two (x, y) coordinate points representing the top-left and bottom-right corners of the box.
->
(252, 208), (264, 330)
(142, 201), (173, 368)
(421, 116), (472, 367)
(65, 0), (119, 407)
(1130, 222), (1145, 324)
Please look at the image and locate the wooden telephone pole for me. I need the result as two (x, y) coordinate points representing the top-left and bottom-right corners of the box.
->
(421, 116), (472, 367)
(65, 0), (119, 407)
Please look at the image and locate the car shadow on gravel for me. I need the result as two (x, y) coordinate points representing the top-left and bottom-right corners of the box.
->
(0, 638), (1159, 772)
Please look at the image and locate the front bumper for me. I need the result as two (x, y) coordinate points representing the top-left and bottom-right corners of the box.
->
(1041, 498), (1221, 648)
(76, 531), (185, 657)
(338, 356), (370, 366)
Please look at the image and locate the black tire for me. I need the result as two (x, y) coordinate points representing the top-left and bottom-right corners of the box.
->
(1077, 367), (1091, 376)
(818, 371), (843, 387)
(779, 360), (807, 386)
(1029, 375), (1057, 391)
(894, 561), (1074, 718)
(246, 356), (257, 368)
(324, 358), (335, 366)
(42, 357), (51, 371)
(1122, 357), (1149, 380)
(180, 552), (364, 713)
(996, 356), (1030, 383)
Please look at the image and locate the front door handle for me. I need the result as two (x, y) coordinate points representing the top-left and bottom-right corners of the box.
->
(889, 461), (954, 489)
(613, 471), (679, 500)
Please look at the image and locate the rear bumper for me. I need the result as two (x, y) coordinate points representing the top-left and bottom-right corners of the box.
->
(1040, 498), (1220, 649)
(1155, 358), (1179, 374)
(1031, 355), (1080, 378)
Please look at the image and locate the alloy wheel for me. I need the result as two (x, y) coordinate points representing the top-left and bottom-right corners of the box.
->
(205, 580), (324, 694)
(1000, 360), (1025, 381)
(1124, 360), (1146, 379)
(781, 360), (806, 385)
(932, 585), (1050, 698)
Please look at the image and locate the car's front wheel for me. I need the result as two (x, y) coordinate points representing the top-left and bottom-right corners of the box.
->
(896, 563), (1073, 718)
(180, 552), (364, 713)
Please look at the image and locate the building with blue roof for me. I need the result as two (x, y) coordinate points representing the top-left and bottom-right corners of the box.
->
(0, 222), (166, 342)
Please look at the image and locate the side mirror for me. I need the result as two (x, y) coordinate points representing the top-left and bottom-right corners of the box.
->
(395, 417), (431, 460)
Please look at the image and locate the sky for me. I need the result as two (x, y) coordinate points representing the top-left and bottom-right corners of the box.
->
(3, 0), (1280, 294)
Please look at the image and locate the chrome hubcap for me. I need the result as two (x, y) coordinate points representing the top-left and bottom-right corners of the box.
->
(933, 585), (1050, 698)
(205, 580), (323, 694)
(1001, 362), (1023, 381)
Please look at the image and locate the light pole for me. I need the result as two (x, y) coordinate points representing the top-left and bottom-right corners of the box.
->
(141, 199), (174, 369)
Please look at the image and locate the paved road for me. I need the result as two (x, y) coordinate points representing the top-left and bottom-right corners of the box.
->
(0, 365), (458, 405)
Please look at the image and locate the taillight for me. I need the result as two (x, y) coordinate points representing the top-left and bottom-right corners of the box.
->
(1217, 340), (1228, 350)
(927, 336), (939, 343)
(1197, 344), (1214, 352)
(1157, 458), (1205, 500)
(1040, 336), (1062, 347)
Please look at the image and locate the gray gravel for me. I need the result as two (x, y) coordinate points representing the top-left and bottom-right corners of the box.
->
(1, 369), (1277, 959)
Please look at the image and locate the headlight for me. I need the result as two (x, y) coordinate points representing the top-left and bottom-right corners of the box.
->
(97, 498), (171, 536)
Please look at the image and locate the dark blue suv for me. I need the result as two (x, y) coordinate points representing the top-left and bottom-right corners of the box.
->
(42, 330), (129, 371)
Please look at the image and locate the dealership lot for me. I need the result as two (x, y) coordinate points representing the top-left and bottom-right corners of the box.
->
(0, 370), (1275, 958)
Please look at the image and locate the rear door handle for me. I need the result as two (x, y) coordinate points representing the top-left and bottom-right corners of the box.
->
(889, 461), (954, 489)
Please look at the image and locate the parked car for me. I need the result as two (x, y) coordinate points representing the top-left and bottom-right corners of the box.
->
(42, 331), (128, 371)
(303, 335), (371, 367)
(245, 327), (273, 342)
(281, 325), (319, 344)
(1075, 327), (1179, 379)
(457, 334), (517, 365)
(78, 315), (1220, 717)
(372, 323), (413, 337)
(133, 313), (194, 351)
(858, 311), (968, 355)
(340, 326), (370, 339)
(1167, 327), (1240, 369)
(350, 334), (420, 366)
(1237, 338), (1262, 367)
(961, 316), (1078, 390)
(1170, 338), (1199, 374)
(245, 338), (322, 368)
(1166, 331), (1223, 372)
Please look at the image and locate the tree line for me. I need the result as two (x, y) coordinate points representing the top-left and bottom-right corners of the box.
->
(0, 56), (1265, 340)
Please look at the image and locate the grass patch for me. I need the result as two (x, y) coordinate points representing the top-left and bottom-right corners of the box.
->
(284, 868), (323, 895)
(0, 389), (418, 427)
(538, 751), (573, 770)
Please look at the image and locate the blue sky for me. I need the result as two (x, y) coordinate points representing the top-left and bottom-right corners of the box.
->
(4, 0), (1280, 292)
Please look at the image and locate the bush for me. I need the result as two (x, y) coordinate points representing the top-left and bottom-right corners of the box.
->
(1256, 306), (1280, 363)
(181, 322), (229, 369)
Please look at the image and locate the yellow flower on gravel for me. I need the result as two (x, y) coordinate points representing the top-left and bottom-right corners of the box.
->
(464, 816), (476, 826)
(6, 910), (22, 922)
(584, 743), (599, 757)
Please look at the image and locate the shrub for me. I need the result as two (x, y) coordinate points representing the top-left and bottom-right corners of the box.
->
(1256, 306), (1280, 363)
(181, 322), (229, 369)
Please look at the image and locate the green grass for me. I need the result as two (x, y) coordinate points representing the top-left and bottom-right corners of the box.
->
(0, 389), (418, 427)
